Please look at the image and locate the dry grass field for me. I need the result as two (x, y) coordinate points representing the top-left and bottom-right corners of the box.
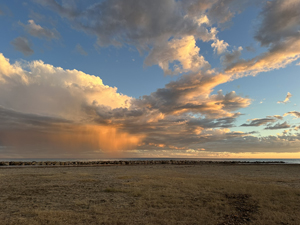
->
(0, 164), (300, 225)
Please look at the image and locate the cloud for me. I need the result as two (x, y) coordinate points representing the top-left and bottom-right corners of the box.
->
(272, 115), (283, 120)
(226, 37), (300, 76)
(144, 36), (210, 75)
(20, 20), (60, 40)
(284, 111), (300, 118)
(1, 51), (300, 156)
(277, 92), (292, 104)
(0, 53), (131, 119)
(294, 125), (300, 131)
(265, 121), (291, 130)
(0, 52), (144, 156)
(254, 0), (300, 47)
(34, 0), (257, 75)
(0, 52), (253, 155)
(0, 107), (142, 157)
(224, 0), (300, 77)
(201, 134), (300, 153)
(241, 115), (283, 127)
(245, 45), (255, 52)
(221, 46), (243, 66)
(10, 37), (34, 56)
(75, 44), (88, 56)
(211, 38), (229, 55)
(241, 118), (276, 127)
(0, 4), (12, 16)
(3, 0), (300, 156)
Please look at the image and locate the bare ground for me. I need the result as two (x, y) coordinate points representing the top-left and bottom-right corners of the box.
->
(0, 164), (300, 225)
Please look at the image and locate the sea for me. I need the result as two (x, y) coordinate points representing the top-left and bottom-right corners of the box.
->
(1, 158), (300, 164)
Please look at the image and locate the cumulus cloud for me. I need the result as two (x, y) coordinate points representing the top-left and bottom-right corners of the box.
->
(75, 44), (88, 56)
(10, 37), (34, 56)
(0, 52), (253, 155)
(20, 20), (60, 40)
(0, 53), (130, 119)
(145, 36), (210, 74)
(0, 52), (144, 156)
(277, 92), (292, 104)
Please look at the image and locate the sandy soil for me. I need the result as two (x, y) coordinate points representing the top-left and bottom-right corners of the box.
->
(0, 164), (300, 224)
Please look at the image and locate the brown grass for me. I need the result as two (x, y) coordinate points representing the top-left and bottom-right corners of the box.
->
(0, 164), (299, 224)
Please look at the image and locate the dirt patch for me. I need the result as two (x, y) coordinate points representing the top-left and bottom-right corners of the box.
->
(219, 194), (259, 225)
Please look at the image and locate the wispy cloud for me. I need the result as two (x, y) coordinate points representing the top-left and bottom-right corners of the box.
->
(19, 20), (60, 40)
(265, 121), (291, 130)
(284, 111), (300, 118)
(241, 115), (282, 127)
(75, 44), (88, 56)
(277, 92), (292, 104)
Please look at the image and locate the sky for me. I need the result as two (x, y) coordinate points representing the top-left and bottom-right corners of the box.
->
(0, 0), (300, 159)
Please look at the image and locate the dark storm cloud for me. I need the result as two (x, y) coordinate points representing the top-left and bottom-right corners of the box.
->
(0, 106), (71, 130)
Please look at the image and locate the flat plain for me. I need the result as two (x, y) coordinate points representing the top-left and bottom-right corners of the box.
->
(0, 164), (300, 225)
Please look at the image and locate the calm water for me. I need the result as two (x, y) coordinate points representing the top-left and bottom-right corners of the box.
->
(1, 158), (300, 164)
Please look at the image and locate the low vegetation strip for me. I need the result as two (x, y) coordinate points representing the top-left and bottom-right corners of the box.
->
(0, 160), (285, 167)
